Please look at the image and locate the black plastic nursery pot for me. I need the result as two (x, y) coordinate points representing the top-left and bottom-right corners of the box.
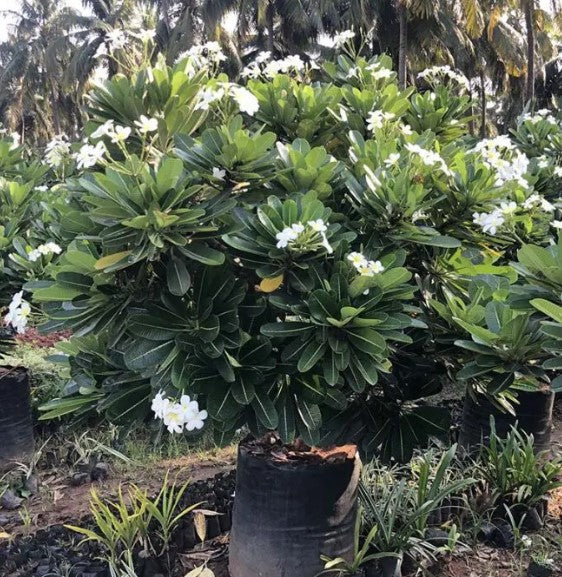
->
(229, 440), (362, 577)
(0, 366), (34, 467)
(458, 389), (554, 452)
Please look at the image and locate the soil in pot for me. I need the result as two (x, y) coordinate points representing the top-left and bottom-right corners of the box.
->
(458, 389), (554, 453)
(229, 435), (361, 577)
(0, 366), (34, 467)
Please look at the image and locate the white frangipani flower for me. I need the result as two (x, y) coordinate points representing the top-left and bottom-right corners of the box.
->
(347, 252), (384, 276)
(500, 201), (517, 214)
(152, 392), (208, 434)
(384, 153), (400, 167)
(400, 124), (414, 136)
(231, 87), (259, 116)
(523, 193), (555, 212)
(275, 227), (299, 249)
(28, 242), (62, 262)
(91, 120), (115, 140)
(308, 219), (328, 233)
(134, 115), (159, 134)
(332, 29), (355, 49)
(151, 391), (170, 419)
(212, 167), (226, 181)
(417, 65), (469, 91)
(473, 210), (505, 236)
(371, 68), (393, 81)
(367, 110), (396, 131)
(75, 141), (106, 169)
(4, 291), (31, 334)
(348, 252), (368, 268)
(195, 87), (225, 110)
(109, 125), (131, 143)
(44, 135), (71, 168)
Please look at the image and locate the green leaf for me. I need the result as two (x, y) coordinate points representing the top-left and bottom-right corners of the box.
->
(166, 258), (191, 296)
(124, 340), (174, 371)
(453, 317), (499, 344)
(231, 378), (256, 405)
(94, 251), (132, 270)
(261, 322), (313, 338)
(179, 243), (225, 265)
(297, 341), (327, 373)
(531, 299), (562, 323)
(55, 272), (92, 292)
(348, 328), (386, 354)
(277, 396), (296, 443)
(252, 389), (278, 429)
(295, 397), (322, 432)
(156, 157), (184, 194)
(33, 284), (83, 302)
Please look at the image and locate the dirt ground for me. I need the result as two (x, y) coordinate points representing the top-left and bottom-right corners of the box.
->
(1, 400), (561, 577)
(0, 446), (237, 536)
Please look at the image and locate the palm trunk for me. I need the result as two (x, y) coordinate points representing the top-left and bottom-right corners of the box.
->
(266, 2), (275, 54)
(523, 0), (535, 103)
(398, 2), (408, 90)
(49, 78), (61, 135)
(160, 0), (171, 28)
(480, 70), (487, 138)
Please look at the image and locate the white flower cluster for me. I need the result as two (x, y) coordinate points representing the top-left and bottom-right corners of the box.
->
(347, 252), (385, 276)
(472, 210), (505, 236)
(522, 193), (555, 212)
(519, 108), (559, 126)
(44, 135), (71, 168)
(332, 30), (355, 49)
(90, 119), (131, 143)
(151, 392), (208, 434)
(367, 110), (396, 131)
(241, 53), (311, 79)
(134, 29), (156, 44)
(275, 219), (333, 253)
(176, 41), (226, 69)
(369, 67), (394, 81)
(471, 137), (529, 188)
(74, 141), (106, 169)
(9, 131), (20, 150)
(28, 241), (62, 262)
(405, 143), (451, 175)
(4, 291), (30, 334)
(417, 65), (470, 91)
(195, 83), (259, 116)
(105, 29), (127, 52)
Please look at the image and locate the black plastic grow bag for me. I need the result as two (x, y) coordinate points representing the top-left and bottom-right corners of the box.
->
(229, 443), (361, 577)
(0, 367), (34, 466)
(458, 389), (554, 452)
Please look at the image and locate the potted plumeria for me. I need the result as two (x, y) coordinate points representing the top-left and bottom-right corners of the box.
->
(431, 276), (555, 452)
(0, 291), (34, 466)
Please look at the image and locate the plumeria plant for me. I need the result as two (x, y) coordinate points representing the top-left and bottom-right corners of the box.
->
(18, 42), (561, 462)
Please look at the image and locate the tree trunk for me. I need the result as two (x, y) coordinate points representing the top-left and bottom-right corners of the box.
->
(160, 0), (171, 28)
(266, 2), (275, 54)
(523, 0), (535, 103)
(398, 2), (408, 90)
(49, 78), (61, 135)
(480, 70), (487, 138)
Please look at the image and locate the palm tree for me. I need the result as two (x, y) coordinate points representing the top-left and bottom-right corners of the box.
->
(200, 0), (320, 57)
(397, 1), (407, 89)
(522, 0), (535, 102)
(0, 0), (82, 143)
